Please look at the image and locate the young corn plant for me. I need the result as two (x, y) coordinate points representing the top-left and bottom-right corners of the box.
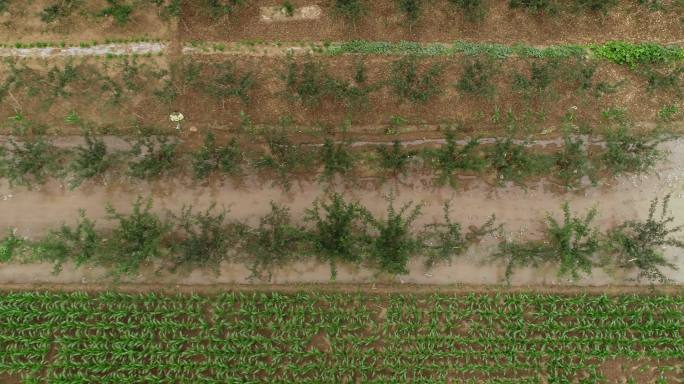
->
(128, 135), (178, 179)
(191, 132), (243, 180)
(364, 198), (423, 274)
(427, 131), (486, 188)
(422, 201), (498, 269)
(607, 194), (682, 283)
(319, 138), (354, 182)
(102, 197), (172, 276)
(68, 132), (113, 189)
(304, 193), (368, 279)
(170, 205), (238, 272)
(0, 137), (62, 188)
(390, 57), (444, 104)
(242, 202), (306, 280)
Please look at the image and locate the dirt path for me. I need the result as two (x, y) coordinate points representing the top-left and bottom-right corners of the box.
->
(1, 139), (683, 286)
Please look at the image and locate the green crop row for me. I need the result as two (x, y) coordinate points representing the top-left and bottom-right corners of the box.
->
(0, 290), (681, 383)
(1, 191), (682, 283)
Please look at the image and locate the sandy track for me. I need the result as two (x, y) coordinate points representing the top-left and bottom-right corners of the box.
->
(1, 139), (683, 286)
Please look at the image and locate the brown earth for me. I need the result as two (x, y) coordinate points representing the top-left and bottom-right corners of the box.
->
(181, 0), (684, 45)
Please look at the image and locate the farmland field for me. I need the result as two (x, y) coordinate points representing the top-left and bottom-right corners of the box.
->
(0, 289), (682, 383)
(0, 0), (683, 381)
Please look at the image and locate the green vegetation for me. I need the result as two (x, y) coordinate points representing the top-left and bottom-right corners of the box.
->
(99, 0), (134, 25)
(128, 135), (178, 179)
(170, 205), (237, 271)
(457, 58), (497, 96)
(607, 194), (683, 283)
(0, 194), (680, 281)
(423, 202), (498, 268)
(199, 62), (255, 103)
(0, 291), (681, 382)
(495, 203), (601, 282)
(102, 197), (171, 275)
(553, 135), (595, 189)
(427, 131), (486, 187)
(68, 132), (113, 188)
(364, 198), (423, 274)
(375, 140), (417, 177)
(396, 0), (421, 26)
(191, 132), (242, 180)
(591, 41), (684, 68)
(304, 193), (367, 278)
(333, 0), (365, 24)
(449, 0), (486, 21)
(203, 0), (244, 20)
(241, 202), (305, 280)
(602, 126), (665, 175)
(486, 137), (550, 186)
(390, 57), (444, 103)
(319, 138), (354, 181)
(254, 128), (314, 190)
(40, 0), (77, 23)
(0, 137), (62, 187)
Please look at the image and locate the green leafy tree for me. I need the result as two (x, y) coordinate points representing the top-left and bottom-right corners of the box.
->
(428, 131), (485, 188)
(191, 133), (242, 179)
(607, 195), (682, 283)
(364, 198), (423, 274)
(304, 193), (368, 279)
(102, 197), (171, 276)
(242, 202), (306, 280)
(423, 202), (498, 268)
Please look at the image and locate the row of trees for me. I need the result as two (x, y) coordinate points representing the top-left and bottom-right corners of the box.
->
(1, 193), (681, 283)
